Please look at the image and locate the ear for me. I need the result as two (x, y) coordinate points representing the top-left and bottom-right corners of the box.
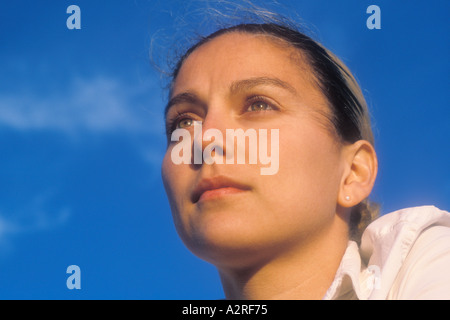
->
(338, 140), (378, 208)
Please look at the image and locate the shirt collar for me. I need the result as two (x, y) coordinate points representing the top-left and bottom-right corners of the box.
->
(323, 241), (375, 300)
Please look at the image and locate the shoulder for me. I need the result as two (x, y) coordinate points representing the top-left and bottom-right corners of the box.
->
(361, 205), (450, 260)
(363, 205), (450, 238)
(359, 205), (450, 299)
(389, 223), (450, 299)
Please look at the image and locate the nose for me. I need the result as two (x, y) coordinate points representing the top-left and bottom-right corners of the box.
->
(192, 111), (230, 166)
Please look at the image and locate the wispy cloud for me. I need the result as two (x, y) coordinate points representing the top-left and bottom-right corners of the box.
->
(0, 192), (71, 255)
(0, 75), (167, 255)
(0, 76), (165, 135)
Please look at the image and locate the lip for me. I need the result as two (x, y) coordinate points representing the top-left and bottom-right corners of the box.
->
(191, 176), (251, 203)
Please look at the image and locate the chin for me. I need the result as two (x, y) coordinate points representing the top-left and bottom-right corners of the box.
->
(179, 217), (278, 268)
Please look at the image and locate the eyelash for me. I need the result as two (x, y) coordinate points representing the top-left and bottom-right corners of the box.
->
(166, 111), (193, 136)
(245, 96), (278, 112)
(165, 96), (278, 135)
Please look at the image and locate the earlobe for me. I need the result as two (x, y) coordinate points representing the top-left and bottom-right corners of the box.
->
(338, 140), (378, 208)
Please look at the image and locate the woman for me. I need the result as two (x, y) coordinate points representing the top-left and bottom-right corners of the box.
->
(160, 19), (450, 299)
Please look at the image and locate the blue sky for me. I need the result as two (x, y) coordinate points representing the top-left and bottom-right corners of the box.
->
(0, 0), (448, 299)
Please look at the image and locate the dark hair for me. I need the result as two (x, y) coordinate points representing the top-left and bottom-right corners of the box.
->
(168, 22), (378, 243)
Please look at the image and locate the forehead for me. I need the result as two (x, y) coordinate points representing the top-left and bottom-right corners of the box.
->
(171, 32), (316, 97)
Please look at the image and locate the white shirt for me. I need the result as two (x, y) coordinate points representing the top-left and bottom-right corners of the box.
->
(323, 205), (450, 300)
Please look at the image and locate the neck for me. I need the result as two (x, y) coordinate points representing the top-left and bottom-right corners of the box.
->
(218, 217), (349, 300)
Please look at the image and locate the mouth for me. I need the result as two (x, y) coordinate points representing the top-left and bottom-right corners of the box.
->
(191, 176), (251, 203)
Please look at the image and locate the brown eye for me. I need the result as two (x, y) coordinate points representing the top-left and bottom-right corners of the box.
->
(248, 101), (273, 112)
(177, 118), (194, 129)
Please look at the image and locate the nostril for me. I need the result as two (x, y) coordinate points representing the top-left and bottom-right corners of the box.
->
(191, 121), (228, 166)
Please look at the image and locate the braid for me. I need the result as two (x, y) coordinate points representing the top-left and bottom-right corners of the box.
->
(349, 199), (380, 244)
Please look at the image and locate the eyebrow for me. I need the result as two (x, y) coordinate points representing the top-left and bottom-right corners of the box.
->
(229, 76), (297, 96)
(165, 76), (297, 118)
(164, 92), (202, 118)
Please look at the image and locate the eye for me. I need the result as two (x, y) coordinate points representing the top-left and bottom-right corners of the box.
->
(165, 112), (196, 136)
(177, 117), (194, 129)
(247, 100), (274, 112)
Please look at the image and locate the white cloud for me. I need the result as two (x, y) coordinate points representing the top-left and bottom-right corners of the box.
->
(0, 208), (70, 239)
(0, 192), (71, 254)
(0, 76), (167, 254)
(0, 76), (165, 135)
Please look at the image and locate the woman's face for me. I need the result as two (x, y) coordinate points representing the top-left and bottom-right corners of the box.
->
(162, 32), (348, 268)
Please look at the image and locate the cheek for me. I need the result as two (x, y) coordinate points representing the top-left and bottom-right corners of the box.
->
(161, 148), (186, 207)
(162, 148), (197, 238)
(161, 150), (173, 192)
(282, 131), (339, 176)
(273, 123), (343, 214)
